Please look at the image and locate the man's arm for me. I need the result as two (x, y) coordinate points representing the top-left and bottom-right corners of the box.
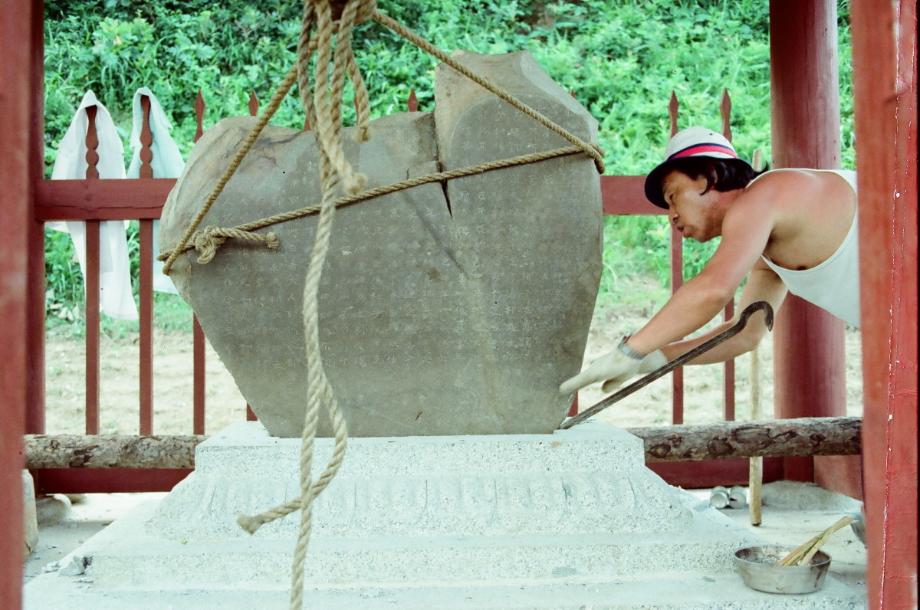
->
(625, 186), (779, 355)
(659, 258), (787, 364)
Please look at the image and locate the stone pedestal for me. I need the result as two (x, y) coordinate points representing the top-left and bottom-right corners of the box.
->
(25, 422), (864, 608)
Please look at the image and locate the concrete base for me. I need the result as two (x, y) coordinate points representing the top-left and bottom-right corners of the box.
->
(24, 422), (865, 608)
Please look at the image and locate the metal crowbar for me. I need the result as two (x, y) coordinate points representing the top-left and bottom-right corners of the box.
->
(560, 300), (774, 430)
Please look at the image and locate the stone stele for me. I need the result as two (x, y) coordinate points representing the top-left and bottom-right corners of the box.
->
(159, 51), (601, 437)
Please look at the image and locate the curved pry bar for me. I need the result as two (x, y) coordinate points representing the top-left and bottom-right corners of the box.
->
(560, 301), (775, 430)
(738, 300), (774, 331)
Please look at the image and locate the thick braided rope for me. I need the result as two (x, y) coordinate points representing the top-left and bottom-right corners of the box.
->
(289, 5), (353, 606)
(256, 3), (362, 609)
(296, 4), (317, 129)
(160, 64), (300, 276)
(346, 48), (371, 141)
(310, 2), (365, 196)
(372, 10), (605, 174)
(157, 144), (588, 262)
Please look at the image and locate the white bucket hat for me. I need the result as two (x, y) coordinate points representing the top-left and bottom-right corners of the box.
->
(644, 126), (752, 208)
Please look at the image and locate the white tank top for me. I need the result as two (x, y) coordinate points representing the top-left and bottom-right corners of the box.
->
(756, 169), (861, 327)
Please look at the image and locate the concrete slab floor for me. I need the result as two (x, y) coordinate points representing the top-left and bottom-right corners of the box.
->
(22, 482), (866, 591)
(23, 492), (166, 582)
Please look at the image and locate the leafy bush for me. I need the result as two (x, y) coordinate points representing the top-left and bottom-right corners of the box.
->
(42, 0), (855, 321)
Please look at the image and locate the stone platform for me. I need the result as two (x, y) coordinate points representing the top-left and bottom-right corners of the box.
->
(24, 422), (865, 608)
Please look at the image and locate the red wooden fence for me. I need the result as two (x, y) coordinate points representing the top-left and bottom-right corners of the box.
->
(29, 87), (769, 493)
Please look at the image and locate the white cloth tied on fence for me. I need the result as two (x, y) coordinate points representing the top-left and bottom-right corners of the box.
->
(127, 87), (182, 294)
(49, 90), (138, 320)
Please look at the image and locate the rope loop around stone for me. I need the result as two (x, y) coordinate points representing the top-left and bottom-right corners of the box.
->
(193, 226), (279, 264)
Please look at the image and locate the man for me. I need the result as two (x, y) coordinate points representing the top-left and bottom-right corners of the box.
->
(560, 126), (859, 395)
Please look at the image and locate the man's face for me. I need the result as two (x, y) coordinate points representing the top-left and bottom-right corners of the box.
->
(660, 170), (720, 242)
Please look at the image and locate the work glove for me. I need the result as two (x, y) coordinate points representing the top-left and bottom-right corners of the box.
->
(600, 348), (668, 393)
(559, 338), (668, 395)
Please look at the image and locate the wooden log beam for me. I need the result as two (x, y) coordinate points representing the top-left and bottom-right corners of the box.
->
(25, 434), (204, 469)
(631, 416), (861, 463)
(24, 417), (861, 469)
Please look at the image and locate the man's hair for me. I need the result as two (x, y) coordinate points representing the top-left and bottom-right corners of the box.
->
(668, 157), (768, 196)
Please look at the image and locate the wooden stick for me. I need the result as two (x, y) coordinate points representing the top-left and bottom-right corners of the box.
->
(779, 516), (855, 566)
(749, 345), (763, 526)
(747, 148), (766, 527)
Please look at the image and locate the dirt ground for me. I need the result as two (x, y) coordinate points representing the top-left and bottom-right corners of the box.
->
(43, 303), (864, 435)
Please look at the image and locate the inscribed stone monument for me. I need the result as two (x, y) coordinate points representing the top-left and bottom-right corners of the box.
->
(159, 51), (602, 437)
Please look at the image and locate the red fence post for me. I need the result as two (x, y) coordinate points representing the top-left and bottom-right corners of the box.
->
(243, 93), (259, 422)
(139, 95), (155, 435)
(668, 92), (685, 425)
(139, 217), (154, 434)
(720, 89), (736, 421)
(84, 107), (101, 435)
(851, 0), (918, 606)
(768, 0), (846, 483)
(192, 92), (207, 434)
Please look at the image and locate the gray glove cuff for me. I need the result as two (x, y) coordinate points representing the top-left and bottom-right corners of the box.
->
(616, 335), (645, 360)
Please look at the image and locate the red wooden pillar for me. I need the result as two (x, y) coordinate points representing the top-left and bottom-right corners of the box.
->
(851, 1), (918, 607)
(26, 0), (46, 435)
(768, 0), (847, 484)
(0, 2), (35, 605)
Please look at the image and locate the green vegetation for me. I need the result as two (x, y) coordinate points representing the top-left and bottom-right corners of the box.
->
(43, 0), (855, 326)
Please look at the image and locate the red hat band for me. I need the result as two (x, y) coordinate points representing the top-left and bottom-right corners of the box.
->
(668, 143), (737, 160)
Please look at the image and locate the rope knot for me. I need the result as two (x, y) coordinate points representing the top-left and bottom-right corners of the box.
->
(237, 513), (269, 535)
(192, 226), (282, 265)
(355, 0), (378, 24)
(344, 172), (367, 195)
(193, 226), (227, 265)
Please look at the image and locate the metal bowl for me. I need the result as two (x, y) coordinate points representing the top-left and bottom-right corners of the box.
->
(734, 545), (831, 594)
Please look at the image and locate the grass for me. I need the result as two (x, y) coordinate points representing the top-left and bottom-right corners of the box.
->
(46, 293), (194, 340)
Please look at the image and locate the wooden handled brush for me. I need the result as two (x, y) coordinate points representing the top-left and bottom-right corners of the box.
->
(778, 515), (855, 566)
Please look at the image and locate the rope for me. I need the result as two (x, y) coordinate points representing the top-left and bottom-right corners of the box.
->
(160, 63), (301, 276)
(192, 226), (279, 264)
(372, 10), (605, 174)
(159, 13), (604, 267)
(161, 3), (604, 608)
(233, 3), (366, 609)
(157, 144), (587, 262)
(346, 47), (371, 141)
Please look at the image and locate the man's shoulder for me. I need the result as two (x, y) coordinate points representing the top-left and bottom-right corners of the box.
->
(747, 168), (821, 189)
(747, 168), (856, 193)
(737, 169), (828, 210)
